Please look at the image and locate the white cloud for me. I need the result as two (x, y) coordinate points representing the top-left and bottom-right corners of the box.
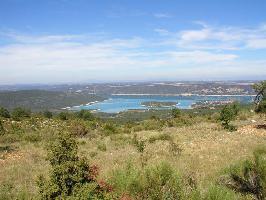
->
(246, 39), (266, 49)
(153, 13), (171, 18)
(157, 22), (266, 50)
(0, 23), (266, 84)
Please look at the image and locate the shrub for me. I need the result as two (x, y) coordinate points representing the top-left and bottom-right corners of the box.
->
(109, 162), (183, 200)
(37, 132), (102, 199)
(77, 109), (94, 121)
(203, 185), (239, 200)
(221, 148), (266, 200)
(102, 123), (118, 135)
(255, 100), (266, 113)
(43, 110), (53, 119)
(0, 120), (4, 135)
(57, 112), (69, 120)
(12, 107), (31, 121)
(171, 108), (181, 118)
(70, 122), (88, 137)
(0, 107), (10, 118)
(219, 104), (239, 131)
(169, 141), (182, 157)
(141, 119), (164, 131)
(23, 132), (42, 143)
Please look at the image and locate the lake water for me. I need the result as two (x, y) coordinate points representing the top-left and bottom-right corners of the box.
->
(75, 95), (254, 113)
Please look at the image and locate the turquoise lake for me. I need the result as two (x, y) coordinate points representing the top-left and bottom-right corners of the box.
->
(75, 95), (255, 113)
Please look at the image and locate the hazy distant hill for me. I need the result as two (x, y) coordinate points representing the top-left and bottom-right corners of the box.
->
(0, 90), (105, 111)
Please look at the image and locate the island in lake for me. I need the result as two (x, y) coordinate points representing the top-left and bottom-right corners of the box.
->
(141, 101), (178, 108)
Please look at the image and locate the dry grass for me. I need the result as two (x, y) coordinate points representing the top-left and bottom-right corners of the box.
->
(0, 115), (265, 198)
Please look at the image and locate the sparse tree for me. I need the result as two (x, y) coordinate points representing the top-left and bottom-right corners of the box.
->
(219, 103), (239, 131)
(253, 81), (266, 113)
(0, 107), (10, 118)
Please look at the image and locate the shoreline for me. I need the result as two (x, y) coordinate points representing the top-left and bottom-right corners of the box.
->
(111, 93), (256, 97)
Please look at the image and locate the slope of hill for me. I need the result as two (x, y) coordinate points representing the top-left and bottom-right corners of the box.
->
(0, 90), (105, 111)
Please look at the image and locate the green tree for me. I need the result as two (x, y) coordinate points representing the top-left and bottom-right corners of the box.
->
(11, 107), (31, 121)
(37, 132), (99, 199)
(219, 104), (239, 131)
(0, 107), (10, 118)
(253, 80), (266, 113)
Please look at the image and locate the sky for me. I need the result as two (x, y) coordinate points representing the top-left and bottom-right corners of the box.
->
(0, 0), (266, 84)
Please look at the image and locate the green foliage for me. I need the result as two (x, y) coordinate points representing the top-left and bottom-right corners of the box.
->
(219, 104), (239, 131)
(43, 110), (53, 119)
(171, 108), (181, 118)
(102, 123), (118, 135)
(203, 185), (239, 200)
(0, 107), (10, 118)
(109, 162), (183, 200)
(76, 109), (94, 121)
(37, 132), (99, 199)
(222, 148), (266, 200)
(253, 81), (266, 113)
(11, 107), (31, 121)
(141, 119), (165, 131)
(134, 139), (145, 154)
(58, 112), (69, 120)
(255, 100), (266, 113)
(0, 120), (4, 135)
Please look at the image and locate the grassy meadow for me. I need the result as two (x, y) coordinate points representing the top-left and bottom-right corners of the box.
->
(0, 106), (265, 199)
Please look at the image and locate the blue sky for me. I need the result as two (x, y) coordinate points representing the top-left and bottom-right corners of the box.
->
(0, 0), (266, 84)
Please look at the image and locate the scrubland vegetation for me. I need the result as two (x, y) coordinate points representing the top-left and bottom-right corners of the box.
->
(0, 81), (266, 200)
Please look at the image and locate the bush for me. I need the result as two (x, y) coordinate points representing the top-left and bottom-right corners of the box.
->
(221, 148), (266, 200)
(171, 108), (181, 118)
(109, 162), (183, 200)
(37, 132), (101, 199)
(0, 107), (10, 118)
(255, 100), (266, 113)
(43, 110), (53, 119)
(77, 109), (94, 120)
(70, 122), (88, 137)
(203, 185), (239, 200)
(23, 132), (42, 143)
(219, 104), (239, 131)
(57, 112), (69, 120)
(12, 107), (31, 121)
(102, 123), (118, 135)
(0, 120), (4, 135)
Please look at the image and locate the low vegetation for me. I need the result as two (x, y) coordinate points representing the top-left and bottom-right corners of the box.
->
(0, 82), (266, 199)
